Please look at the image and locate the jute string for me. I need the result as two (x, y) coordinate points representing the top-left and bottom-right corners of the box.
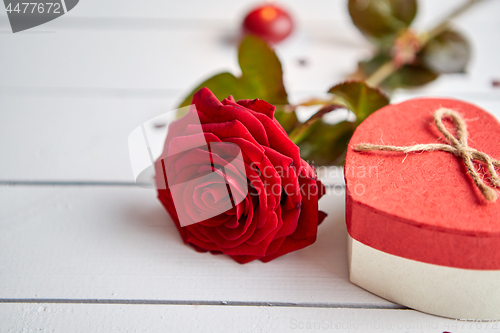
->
(354, 108), (500, 201)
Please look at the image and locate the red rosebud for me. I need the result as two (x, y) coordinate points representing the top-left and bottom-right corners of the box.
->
(392, 29), (421, 68)
(242, 4), (294, 44)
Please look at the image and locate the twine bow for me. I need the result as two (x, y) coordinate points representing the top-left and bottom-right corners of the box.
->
(355, 108), (500, 201)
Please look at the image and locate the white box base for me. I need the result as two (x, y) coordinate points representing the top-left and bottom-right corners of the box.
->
(348, 235), (500, 320)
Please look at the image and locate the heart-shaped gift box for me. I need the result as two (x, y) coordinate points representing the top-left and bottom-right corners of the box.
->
(345, 98), (500, 320)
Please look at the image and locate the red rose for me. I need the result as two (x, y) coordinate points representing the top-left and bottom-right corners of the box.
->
(155, 87), (326, 263)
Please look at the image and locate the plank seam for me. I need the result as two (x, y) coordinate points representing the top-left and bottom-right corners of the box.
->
(0, 181), (149, 186)
(0, 299), (406, 309)
(1, 87), (500, 101)
(0, 181), (346, 189)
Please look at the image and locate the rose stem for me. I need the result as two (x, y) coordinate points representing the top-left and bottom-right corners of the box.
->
(290, 0), (490, 143)
(366, 0), (490, 87)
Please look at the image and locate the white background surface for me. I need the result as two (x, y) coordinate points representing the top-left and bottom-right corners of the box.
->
(0, 0), (499, 331)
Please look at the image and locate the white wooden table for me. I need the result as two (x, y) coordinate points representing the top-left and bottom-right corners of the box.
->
(1, 0), (499, 331)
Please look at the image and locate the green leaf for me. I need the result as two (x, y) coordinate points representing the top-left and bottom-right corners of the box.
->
(296, 81), (389, 165)
(298, 121), (355, 166)
(289, 104), (347, 144)
(348, 0), (417, 42)
(385, 63), (439, 88)
(177, 73), (241, 110)
(421, 30), (471, 74)
(358, 53), (388, 78)
(238, 36), (289, 105)
(274, 109), (299, 134)
(328, 81), (390, 123)
(178, 35), (288, 109)
(359, 53), (439, 92)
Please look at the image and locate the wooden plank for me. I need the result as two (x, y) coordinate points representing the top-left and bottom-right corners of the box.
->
(0, 23), (369, 96)
(0, 0), (351, 22)
(0, 23), (498, 97)
(1, 0), (497, 23)
(1, 95), (499, 182)
(0, 185), (393, 306)
(0, 96), (175, 182)
(1, 5), (499, 96)
(0, 302), (492, 333)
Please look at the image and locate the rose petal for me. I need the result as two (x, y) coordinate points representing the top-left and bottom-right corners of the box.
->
(260, 235), (316, 263)
(221, 211), (279, 256)
(215, 198), (254, 240)
(156, 88), (327, 264)
(199, 103), (269, 147)
(244, 209), (280, 246)
(192, 87), (223, 114)
(236, 98), (275, 119)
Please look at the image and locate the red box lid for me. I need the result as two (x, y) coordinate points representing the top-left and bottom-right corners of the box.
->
(345, 98), (500, 270)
